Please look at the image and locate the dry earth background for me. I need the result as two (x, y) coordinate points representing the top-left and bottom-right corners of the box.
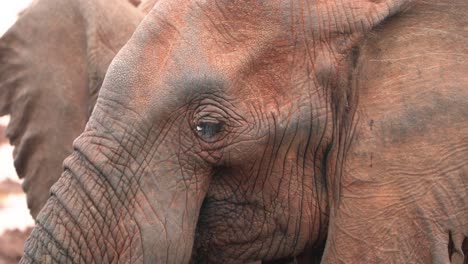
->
(0, 1), (35, 263)
(0, 118), (33, 264)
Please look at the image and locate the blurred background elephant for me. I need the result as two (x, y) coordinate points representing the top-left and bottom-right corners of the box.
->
(0, 0), (160, 219)
(0, 0), (466, 263)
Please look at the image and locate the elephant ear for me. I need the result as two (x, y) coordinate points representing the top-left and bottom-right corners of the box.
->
(299, 0), (414, 139)
(305, 1), (414, 198)
(312, 0), (414, 173)
(319, 0), (413, 50)
(0, 0), (143, 218)
(318, 0), (467, 263)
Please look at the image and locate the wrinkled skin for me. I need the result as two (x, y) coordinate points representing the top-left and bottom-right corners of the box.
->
(1, 0), (466, 263)
(0, 0), (161, 218)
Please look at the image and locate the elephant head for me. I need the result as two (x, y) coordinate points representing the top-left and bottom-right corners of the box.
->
(16, 0), (468, 263)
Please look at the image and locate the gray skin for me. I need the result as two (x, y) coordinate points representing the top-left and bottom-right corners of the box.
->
(2, 0), (466, 263)
(0, 0), (158, 218)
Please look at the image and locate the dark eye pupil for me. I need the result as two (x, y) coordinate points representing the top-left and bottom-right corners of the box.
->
(196, 121), (223, 139)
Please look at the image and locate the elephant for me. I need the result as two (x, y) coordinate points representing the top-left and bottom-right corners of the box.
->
(0, 124), (6, 145)
(0, 0), (466, 262)
(0, 0), (162, 218)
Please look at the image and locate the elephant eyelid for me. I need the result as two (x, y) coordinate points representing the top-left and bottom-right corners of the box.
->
(190, 102), (241, 143)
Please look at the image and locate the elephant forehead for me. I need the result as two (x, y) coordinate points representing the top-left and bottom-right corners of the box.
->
(133, 1), (295, 72)
(102, 0), (362, 124)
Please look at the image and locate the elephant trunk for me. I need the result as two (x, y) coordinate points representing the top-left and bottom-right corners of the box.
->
(21, 134), (211, 263)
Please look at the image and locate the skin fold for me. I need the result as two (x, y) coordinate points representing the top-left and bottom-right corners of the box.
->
(0, 0), (465, 263)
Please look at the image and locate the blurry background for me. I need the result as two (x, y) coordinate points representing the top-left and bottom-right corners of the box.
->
(0, 1), (35, 263)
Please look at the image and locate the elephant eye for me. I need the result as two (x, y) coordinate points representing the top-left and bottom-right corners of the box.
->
(195, 121), (224, 141)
